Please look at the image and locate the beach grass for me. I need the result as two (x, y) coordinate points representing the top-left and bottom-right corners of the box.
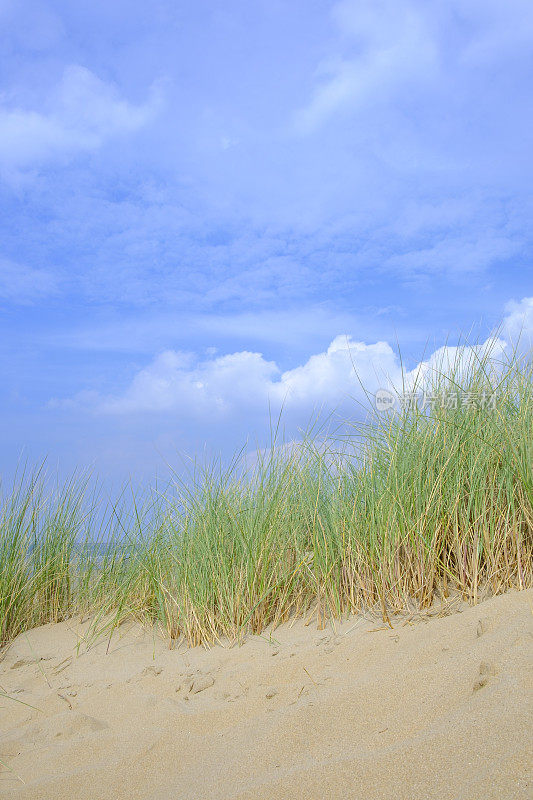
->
(1, 345), (532, 648)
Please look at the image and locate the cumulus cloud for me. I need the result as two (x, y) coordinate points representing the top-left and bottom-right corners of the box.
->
(98, 349), (280, 415)
(502, 297), (533, 353)
(0, 65), (162, 176)
(96, 337), (398, 416)
(403, 339), (508, 394)
(402, 295), (533, 390)
(275, 336), (399, 406)
(56, 296), (533, 419)
(57, 335), (400, 418)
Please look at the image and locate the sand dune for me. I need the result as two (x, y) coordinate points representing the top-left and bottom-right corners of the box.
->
(1, 589), (532, 799)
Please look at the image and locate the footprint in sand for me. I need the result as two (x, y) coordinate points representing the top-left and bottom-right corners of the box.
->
(142, 666), (163, 677)
(29, 712), (109, 743)
(222, 686), (244, 702)
(127, 665), (163, 683)
(473, 661), (498, 692)
(176, 673), (215, 695)
(62, 713), (109, 737)
(190, 675), (214, 694)
(10, 659), (31, 670)
(175, 670), (199, 693)
(315, 633), (342, 653)
(10, 656), (52, 670)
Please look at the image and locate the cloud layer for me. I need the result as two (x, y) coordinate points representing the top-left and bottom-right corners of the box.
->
(0, 65), (161, 176)
(1, 2), (532, 482)
(58, 297), (532, 420)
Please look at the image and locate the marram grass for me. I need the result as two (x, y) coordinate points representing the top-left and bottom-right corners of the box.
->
(1, 348), (532, 648)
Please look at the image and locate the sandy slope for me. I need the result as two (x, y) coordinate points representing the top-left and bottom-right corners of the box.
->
(1, 590), (532, 800)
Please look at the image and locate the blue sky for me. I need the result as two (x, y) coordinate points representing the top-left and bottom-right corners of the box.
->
(1, 0), (532, 484)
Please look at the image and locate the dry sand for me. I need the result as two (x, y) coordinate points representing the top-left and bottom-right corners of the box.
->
(1, 589), (532, 800)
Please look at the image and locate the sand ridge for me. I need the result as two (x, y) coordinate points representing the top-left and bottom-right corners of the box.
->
(1, 589), (532, 799)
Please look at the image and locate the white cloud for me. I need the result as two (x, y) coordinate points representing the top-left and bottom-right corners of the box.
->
(57, 335), (399, 417)
(96, 349), (280, 415)
(403, 338), (508, 393)
(275, 336), (399, 406)
(0, 257), (57, 302)
(502, 297), (533, 353)
(57, 296), (533, 419)
(294, 0), (533, 135)
(401, 294), (533, 389)
(294, 0), (437, 133)
(385, 235), (518, 277)
(0, 65), (162, 175)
